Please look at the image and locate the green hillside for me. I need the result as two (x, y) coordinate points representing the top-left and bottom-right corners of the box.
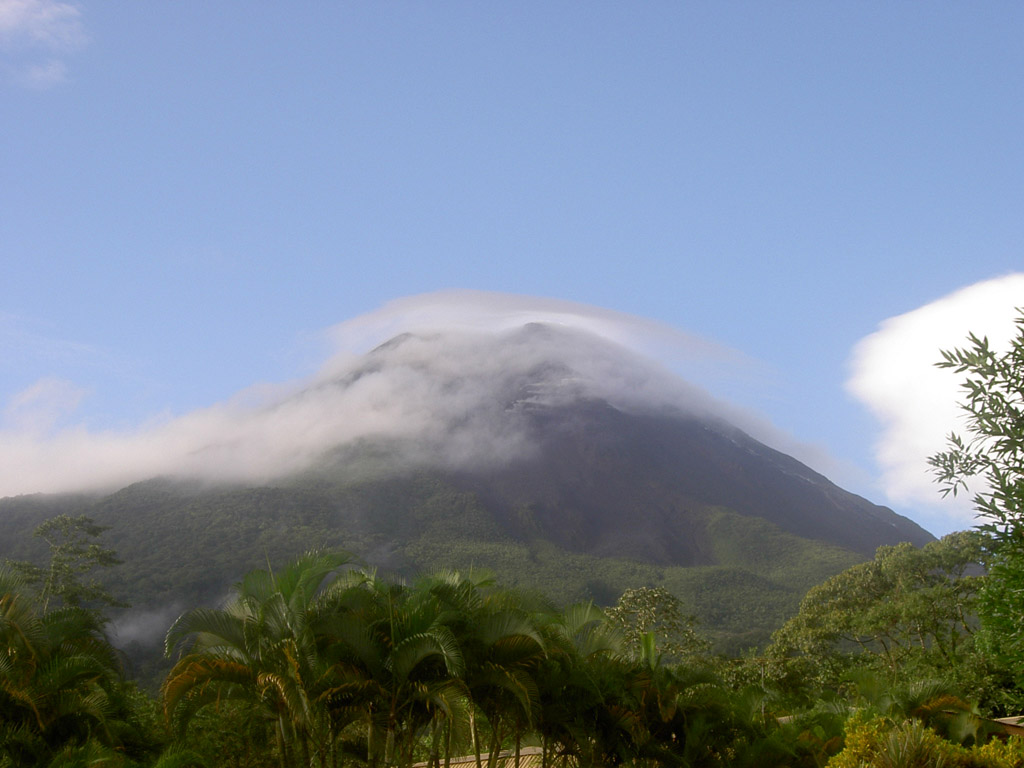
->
(0, 471), (864, 663)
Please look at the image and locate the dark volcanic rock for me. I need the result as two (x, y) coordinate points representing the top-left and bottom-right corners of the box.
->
(450, 398), (931, 563)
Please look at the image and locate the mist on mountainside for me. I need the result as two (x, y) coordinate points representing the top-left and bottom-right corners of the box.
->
(1, 293), (807, 498)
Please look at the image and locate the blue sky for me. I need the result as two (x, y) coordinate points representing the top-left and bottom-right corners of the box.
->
(2, 1), (1022, 535)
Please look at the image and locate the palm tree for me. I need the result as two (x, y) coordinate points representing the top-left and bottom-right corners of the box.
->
(415, 571), (547, 768)
(532, 602), (627, 768)
(315, 569), (468, 768)
(535, 607), (753, 768)
(163, 549), (354, 768)
(0, 568), (126, 766)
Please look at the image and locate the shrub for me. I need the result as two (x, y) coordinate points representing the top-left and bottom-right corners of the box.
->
(828, 714), (1024, 768)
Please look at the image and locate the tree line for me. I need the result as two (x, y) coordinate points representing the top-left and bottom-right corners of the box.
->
(4, 526), (1023, 768)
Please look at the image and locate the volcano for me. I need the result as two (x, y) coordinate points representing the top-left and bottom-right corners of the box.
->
(0, 323), (931, 661)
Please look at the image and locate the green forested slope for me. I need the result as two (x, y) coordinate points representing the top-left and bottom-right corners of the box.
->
(0, 472), (863, 663)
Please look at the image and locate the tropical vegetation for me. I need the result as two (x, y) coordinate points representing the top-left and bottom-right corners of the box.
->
(4, 523), (1024, 767)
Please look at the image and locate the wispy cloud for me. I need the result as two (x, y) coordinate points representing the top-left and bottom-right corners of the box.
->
(0, 0), (85, 88)
(3, 376), (85, 434)
(0, 291), (776, 498)
(847, 273), (1024, 531)
(0, 311), (125, 384)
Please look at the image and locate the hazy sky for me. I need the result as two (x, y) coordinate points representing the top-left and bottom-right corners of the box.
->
(2, 2), (1023, 536)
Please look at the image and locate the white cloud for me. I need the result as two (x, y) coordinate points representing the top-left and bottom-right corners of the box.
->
(0, 0), (83, 47)
(324, 290), (738, 367)
(0, 0), (84, 87)
(847, 273), (1024, 529)
(0, 291), (771, 498)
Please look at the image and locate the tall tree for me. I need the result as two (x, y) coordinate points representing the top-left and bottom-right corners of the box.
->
(930, 312), (1024, 691)
(604, 586), (708, 664)
(930, 313), (1024, 543)
(8, 514), (125, 612)
(766, 533), (987, 699)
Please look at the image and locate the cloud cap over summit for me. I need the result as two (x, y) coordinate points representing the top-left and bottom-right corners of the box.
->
(0, 292), (771, 498)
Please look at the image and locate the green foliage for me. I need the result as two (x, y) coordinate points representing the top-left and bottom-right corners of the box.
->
(160, 549), (780, 768)
(402, 501), (862, 654)
(0, 567), (157, 767)
(5, 513), (1013, 768)
(828, 716), (952, 768)
(7, 514), (126, 612)
(929, 315), (1024, 544)
(827, 713), (1024, 768)
(165, 554), (542, 768)
(163, 550), (357, 767)
(0, 471), (869, 673)
(767, 532), (990, 702)
(703, 507), (864, 588)
(977, 544), (1024, 688)
(604, 586), (709, 663)
(929, 313), (1024, 694)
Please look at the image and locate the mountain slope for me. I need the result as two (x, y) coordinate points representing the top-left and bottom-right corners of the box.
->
(450, 397), (929, 561)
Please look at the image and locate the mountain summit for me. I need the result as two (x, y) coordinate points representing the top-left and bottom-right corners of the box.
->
(303, 323), (930, 557)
